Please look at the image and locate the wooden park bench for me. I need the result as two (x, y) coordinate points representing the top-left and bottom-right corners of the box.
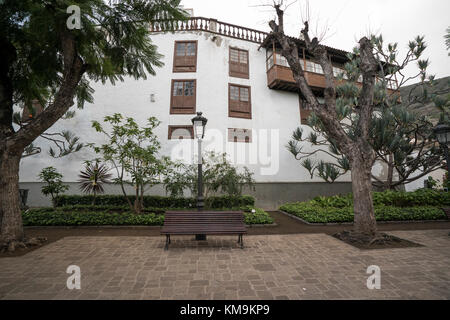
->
(161, 211), (247, 250)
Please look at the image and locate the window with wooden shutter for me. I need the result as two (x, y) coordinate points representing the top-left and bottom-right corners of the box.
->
(170, 79), (196, 114)
(173, 41), (197, 72)
(229, 47), (249, 79)
(168, 126), (194, 139)
(228, 128), (252, 143)
(229, 84), (251, 119)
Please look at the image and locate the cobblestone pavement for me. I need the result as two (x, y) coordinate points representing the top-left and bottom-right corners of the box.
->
(0, 229), (449, 300)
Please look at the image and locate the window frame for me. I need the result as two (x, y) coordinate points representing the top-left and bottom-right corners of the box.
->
(168, 125), (194, 140)
(170, 79), (197, 114)
(173, 40), (198, 73)
(228, 128), (252, 143)
(228, 83), (251, 119)
(229, 47), (249, 79)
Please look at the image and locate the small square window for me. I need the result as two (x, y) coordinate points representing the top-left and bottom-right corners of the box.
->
(228, 128), (252, 143)
(168, 126), (194, 140)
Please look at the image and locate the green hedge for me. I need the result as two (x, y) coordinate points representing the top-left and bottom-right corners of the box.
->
(22, 206), (273, 226)
(279, 202), (446, 223)
(308, 190), (450, 208)
(372, 189), (450, 207)
(53, 194), (255, 209)
(22, 210), (164, 226)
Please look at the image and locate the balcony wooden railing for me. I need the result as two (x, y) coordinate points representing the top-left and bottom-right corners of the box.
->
(267, 63), (399, 94)
(149, 17), (269, 44)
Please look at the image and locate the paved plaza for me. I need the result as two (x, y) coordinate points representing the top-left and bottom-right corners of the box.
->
(0, 229), (449, 300)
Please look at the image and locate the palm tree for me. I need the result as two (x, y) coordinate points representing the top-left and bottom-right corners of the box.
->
(78, 161), (112, 205)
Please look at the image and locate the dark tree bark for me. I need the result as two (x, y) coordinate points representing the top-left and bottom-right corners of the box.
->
(269, 5), (378, 237)
(0, 32), (86, 246)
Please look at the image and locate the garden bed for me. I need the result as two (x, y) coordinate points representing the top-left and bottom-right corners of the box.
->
(279, 190), (449, 224)
(22, 206), (273, 226)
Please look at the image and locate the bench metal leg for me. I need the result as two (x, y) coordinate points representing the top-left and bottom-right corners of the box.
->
(237, 234), (244, 249)
(165, 235), (170, 250)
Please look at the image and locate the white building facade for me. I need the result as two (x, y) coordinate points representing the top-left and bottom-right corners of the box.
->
(21, 16), (395, 209)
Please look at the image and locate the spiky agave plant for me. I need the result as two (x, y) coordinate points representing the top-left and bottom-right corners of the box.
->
(78, 161), (112, 205)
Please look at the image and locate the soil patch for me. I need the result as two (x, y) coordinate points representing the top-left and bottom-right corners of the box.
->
(333, 230), (423, 250)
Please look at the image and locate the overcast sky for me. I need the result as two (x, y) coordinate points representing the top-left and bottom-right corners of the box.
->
(181, 0), (450, 83)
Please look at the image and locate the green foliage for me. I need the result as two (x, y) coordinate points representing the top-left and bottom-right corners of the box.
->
(37, 167), (69, 205)
(280, 203), (445, 223)
(22, 210), (164, 226)
(91, 114), (166, 213)
(280, 190), (450, 223)
(1, 0), (187, 159)
(1, 0), (187, 110)
(22, 206), (272, 226)
(243, 208), (274, 225)
(53, 194), (255, 209)
(78, 160), (112, 203)
(163, 151), (255, 198)
(372, 189), (450, 207)
(287, 32), (446, 190)
(309, 194), (353, 208)
(54, 194), (195, 208)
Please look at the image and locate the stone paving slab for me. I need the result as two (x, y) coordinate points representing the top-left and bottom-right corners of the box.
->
(0, 229), (449, 300)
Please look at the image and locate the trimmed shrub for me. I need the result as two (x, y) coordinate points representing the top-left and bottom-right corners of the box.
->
(22, 210), (164, 226)
(22, 205), (273, 226)
(306, 190), (450, 208)
(54, 194), (255, 209)
(243, 208), (274, 225)
(279, 202), (446, 223)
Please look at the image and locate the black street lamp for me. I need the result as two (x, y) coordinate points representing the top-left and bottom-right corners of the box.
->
(191, 111), (208, 240)
(433, 122), (450, 178)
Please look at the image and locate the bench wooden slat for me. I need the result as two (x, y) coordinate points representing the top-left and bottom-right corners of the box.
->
(161, 211), (247, 249)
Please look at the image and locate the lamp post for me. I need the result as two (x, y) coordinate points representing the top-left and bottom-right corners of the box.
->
(433, 122), (450, 187)
(191, 112), (208, 240)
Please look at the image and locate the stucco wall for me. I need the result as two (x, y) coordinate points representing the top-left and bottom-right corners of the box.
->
(18, 29), (356, 186)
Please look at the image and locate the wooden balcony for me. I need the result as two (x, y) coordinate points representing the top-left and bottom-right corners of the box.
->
(267, 65), (329, 92)
(267, 64), (398, 95)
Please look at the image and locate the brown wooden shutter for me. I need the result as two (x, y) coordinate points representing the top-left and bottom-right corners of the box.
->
(229, 84), (251, 119)
(229, 48), (249, 79)
(170, 80), (196, 114)
(173, 41), (197, 72)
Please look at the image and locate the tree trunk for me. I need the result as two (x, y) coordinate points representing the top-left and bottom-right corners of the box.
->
(350, 156), (378, 235)
(0, 148), (24, 244)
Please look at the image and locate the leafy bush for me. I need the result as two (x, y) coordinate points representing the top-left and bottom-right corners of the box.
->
(279, 202), (446, 223)
(309, 194), (353, 208)
(243, 208), (274, 225)
(295, 190), (450, 208)
(38, 167), (69, 206)
(163, 151), (255, 198)
(54, 194), (255, 209)
(22, 210), (164, 226)
(372, 189), (450, 207)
